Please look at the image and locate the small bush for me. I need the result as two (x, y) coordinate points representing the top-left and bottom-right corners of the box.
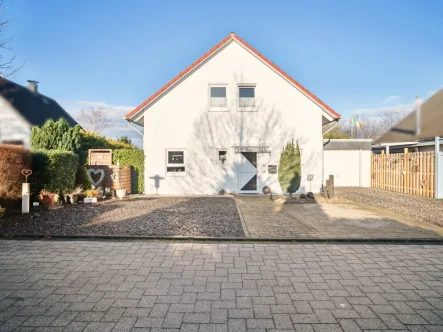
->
(112, 149), (145, 193)
(75, 166), (92, 190)
(278, 140), (301, 197)
(0, 144), (32, 208)
(31, 150), (79, 196)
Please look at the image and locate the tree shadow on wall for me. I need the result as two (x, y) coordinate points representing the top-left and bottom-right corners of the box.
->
(167, 73), (315, 195)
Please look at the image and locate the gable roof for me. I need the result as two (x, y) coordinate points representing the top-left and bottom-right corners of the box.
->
(0, 78), (78, 127)
(374, 89), (443, 144)
(125, 32), (340, 121)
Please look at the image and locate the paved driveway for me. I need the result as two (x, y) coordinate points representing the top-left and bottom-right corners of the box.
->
(236, 196), (443, 239)
(1, 240), (443, 331)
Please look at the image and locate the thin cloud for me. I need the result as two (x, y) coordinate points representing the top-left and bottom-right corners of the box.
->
(384, 95), (401, 102)
(352, 103), (415, 117)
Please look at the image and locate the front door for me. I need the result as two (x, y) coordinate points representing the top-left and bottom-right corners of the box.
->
(239, 152), (258, 192)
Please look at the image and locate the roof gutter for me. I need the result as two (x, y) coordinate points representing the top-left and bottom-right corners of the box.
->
(126, 120), (143, 137)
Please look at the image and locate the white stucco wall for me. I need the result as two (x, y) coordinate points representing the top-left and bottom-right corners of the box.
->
(0, 97), (31, 147)
(143, 40), (327, 195)
(324, 150), (371, 187)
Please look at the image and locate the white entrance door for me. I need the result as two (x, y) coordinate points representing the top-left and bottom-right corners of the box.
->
(238, 152), (258, 192)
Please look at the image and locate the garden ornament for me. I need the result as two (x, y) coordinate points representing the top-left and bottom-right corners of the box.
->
(87, 169), (105, 187)
(21, 169), (32, 183)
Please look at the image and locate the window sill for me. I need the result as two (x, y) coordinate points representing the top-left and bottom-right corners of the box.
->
(209, 107), (229, 112)
(237, 107), (257, 112)
(166, 172), (186, 177)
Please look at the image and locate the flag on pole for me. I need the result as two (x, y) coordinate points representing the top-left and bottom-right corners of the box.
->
(352, 118), (363, 129)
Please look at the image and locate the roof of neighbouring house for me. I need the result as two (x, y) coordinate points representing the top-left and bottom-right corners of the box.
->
(0, 78), (78, 127)
(374, 89), (443, 144)
(125, 32), (340, 122)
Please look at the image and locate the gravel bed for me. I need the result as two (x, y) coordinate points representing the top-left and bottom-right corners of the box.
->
(336, 187), (443, 228)
(0, 196), (245, 237)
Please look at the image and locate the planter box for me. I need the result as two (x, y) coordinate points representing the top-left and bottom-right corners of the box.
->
(84, 198), (97, 204)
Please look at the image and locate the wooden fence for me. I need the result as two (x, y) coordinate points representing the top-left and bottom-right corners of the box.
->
(86, 165), (131, 194)
(371, 150), (435, 197)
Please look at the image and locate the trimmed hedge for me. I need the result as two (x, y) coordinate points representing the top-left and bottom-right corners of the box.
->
(75, 166), (92, 190)
(112, 149), (144, 193)
(31, 150), (79, 198)
(0, 144), (32, 208)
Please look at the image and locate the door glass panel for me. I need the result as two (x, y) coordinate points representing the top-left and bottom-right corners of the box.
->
(241, 174), (257, 191)
(241, 152), (257, 167)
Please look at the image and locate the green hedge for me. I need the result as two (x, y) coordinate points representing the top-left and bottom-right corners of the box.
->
(31, 150), (79, 199)
(112, 149), (144, 193)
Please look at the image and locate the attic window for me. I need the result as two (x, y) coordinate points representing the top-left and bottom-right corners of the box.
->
(209, 85), (228, 111)
(239, 86), (256, 110)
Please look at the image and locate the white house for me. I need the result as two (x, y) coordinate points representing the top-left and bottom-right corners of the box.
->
(0, 78), (77, 147)
(125, 32), (341, 195)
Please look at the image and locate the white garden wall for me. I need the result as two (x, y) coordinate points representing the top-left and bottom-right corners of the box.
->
(323, 149), (371, 187)
(142, 39), (329, 195)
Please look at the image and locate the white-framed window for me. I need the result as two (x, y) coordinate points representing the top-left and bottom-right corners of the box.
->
(209, 85), (228, 111)
(216, 149), (228, 165)
(166, 149), (186, 176)
(238, 85), (256, 111)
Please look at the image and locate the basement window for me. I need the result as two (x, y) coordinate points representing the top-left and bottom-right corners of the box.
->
(166, 150), (186, 176)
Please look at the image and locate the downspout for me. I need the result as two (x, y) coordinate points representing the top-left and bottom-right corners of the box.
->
(127, 120), (144, 137)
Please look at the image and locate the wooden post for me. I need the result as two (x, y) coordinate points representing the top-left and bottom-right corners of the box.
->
(403, 148), (408, 193)
(328, 175), (335, 198)
(381, 150), (385, 190)
(22, 183), (30, 214)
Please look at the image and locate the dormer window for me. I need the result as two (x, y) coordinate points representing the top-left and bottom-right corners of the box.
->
(209, 85), (228, 111)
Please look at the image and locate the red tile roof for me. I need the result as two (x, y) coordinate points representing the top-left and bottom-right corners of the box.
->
(125, 32), (340, 120)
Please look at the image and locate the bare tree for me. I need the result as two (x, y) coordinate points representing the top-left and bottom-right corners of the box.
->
(78, 107), (114, 134)
(0, 1), (24, 77)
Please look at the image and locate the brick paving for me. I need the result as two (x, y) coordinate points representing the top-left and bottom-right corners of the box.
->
(0, 240), (443, 331)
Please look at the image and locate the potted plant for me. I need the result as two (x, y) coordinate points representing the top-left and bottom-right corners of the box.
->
(83, 189), (98, 203)
(40, 189), (56, 206)
(67, 186), (83, 204)
(96, 186), (104, 199)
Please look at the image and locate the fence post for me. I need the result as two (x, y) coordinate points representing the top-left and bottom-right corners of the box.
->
(381, 150), (385, 189)
(436, 136), (441, 199)
(403, 148), (408, 193)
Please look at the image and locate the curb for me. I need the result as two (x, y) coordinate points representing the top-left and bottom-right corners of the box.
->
(1, 234), (443, 244)
(234, 197), (250, 238)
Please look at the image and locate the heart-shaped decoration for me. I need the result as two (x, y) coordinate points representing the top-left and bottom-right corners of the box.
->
(22, 169), (32, 176)
(87, 168), (105, 187)
(21, 169), (32, 183)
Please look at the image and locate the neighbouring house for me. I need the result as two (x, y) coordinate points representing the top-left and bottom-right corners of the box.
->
(373, 89), (443, 199)
(0, 78), (77, 147)
(125, 32), (341, 195)
(372, 139), (443, 154)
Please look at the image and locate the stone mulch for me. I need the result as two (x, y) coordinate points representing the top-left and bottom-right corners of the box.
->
(336, 187), (443, 228)
(0, 196), (245, 237)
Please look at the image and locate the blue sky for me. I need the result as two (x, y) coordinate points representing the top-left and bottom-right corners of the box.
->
(5, 0), (443, 145)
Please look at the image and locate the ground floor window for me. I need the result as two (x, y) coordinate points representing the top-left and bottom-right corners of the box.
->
(217, 149), (228, 165)
(166, 149), (186, 175)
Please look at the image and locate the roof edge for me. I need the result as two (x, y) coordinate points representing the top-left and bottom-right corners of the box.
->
(125, 33), (340, 120)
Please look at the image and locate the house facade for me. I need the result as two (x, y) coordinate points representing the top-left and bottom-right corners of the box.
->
(0, 79), (77, 147)
(125, 33), (340, 195)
